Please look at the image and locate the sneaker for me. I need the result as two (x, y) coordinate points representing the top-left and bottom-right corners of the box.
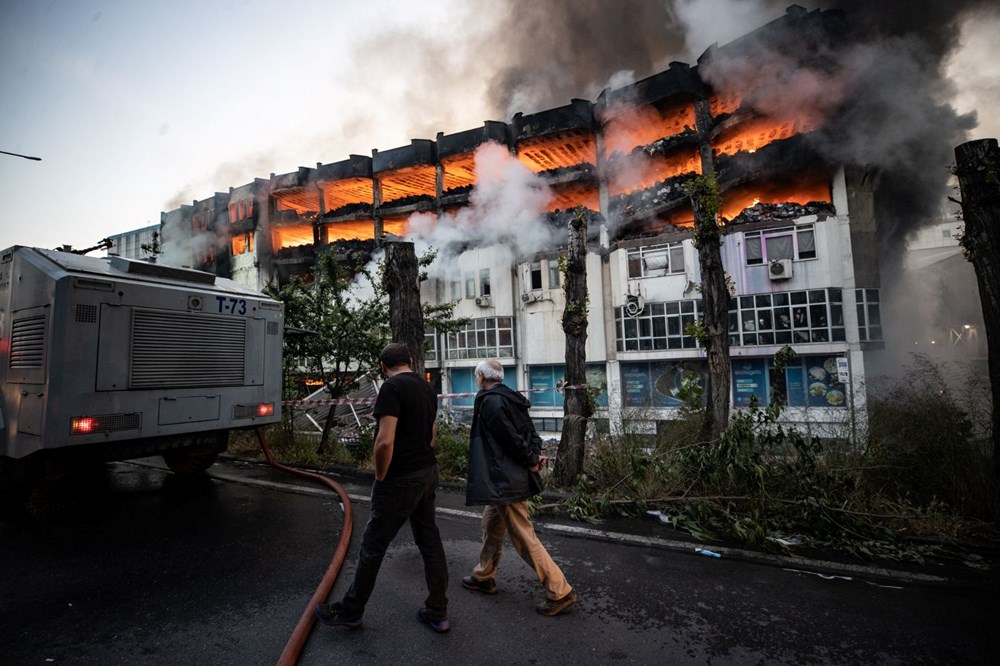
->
(535, 590), (578, 617)
(417, 608), (450, 633)
(461, 576), (498, 595)
(314, 601), (363, 629)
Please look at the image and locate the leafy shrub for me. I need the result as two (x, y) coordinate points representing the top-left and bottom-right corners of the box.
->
(434, 414), (470, 480)
(865, 355), (996, 521)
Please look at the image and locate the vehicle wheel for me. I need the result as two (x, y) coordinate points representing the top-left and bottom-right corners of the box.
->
(0, 455), (38, 516)
(163, 448), (219, 474)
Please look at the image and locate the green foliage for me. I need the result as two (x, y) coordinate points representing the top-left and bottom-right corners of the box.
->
(684, 174), (721, 249)
(545, 351), (994, 563)
(434, 414), (471, 480)
(265, 248), (389, 407)
(864, 355), (995, 521)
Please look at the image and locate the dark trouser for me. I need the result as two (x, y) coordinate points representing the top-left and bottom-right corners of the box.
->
(340, 463), (449, 619)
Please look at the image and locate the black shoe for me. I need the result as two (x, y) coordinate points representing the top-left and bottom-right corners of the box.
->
(461, 576), (497, 595)
(417, 608), (450, 633)
(535, 590), (577, 616)
(314, 601), (363, 629)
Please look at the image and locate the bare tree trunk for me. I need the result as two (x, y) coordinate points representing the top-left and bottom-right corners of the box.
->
(689, 175), (731, 443)
(954, 138), (1000, 487)
(691, 99), (732, 443)
(384, 240), (426, 377)
(554, 208), (592, 486)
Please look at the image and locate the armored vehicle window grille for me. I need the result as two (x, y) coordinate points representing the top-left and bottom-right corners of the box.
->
(131, 310), (246, 388)
(267, 321), (280, 336)
(9, 315), (46, 368)
(76, 304), (98, 323)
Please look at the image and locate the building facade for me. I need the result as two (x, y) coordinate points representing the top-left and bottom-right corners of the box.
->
(145, 6), (913, 438)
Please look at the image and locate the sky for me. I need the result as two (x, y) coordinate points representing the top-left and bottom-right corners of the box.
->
(1, 0), (998, 253)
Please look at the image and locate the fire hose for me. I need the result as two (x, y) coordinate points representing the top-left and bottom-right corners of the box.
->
(255, 427), (354, 666)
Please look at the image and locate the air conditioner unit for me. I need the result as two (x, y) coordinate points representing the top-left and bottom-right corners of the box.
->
(768, 259), (793, 280)
(521, 292), (531, 303)
(475, 295), (492, 307)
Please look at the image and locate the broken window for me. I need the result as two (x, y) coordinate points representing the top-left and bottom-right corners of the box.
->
(480, 269), (491, 296)
(547, 260), (561, 289)
(530, 261), (543, 290)
(745, 224), (816, 265)
(626, 242), (685, 278)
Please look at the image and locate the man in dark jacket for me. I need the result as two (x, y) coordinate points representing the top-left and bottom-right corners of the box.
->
(314, 343), (450, 633)
(462, 359), (577, 616)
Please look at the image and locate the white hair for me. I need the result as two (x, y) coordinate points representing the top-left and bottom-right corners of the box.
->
(474, 359), (504, 382)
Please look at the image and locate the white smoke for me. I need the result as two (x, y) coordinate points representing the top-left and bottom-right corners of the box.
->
(405, 141), (556, 280)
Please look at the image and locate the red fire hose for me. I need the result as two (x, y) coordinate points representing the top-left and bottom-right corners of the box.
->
(255, 427), (354, 666)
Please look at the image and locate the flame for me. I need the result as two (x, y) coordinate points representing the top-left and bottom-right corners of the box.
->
(713, 116), (818, 157)
(322, 220), (377, 242)
(709, 93), (743, 118)
(517, 130), (596, 172)
(275, 188), (319, 214)
(379, 164), (436, 204)
(322, 177), (374, 210)
(231, 232), (254, 255)
(382, 216), (410, 237)
(441, 154), (476, 192)
(603, 102), (696, 157)
(272, 224), (314, 249)
(609, 150), (701, 196)
(547, 183), (599, 212)
(719, 175), (831, 221)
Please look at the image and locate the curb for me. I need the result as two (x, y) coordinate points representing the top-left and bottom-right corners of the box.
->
(211, 454), (996, 587)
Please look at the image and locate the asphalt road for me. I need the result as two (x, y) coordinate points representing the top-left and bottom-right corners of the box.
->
(1, 456), (996, 665)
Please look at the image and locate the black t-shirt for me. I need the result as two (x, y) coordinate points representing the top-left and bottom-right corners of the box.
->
(373, 371), (438, 479)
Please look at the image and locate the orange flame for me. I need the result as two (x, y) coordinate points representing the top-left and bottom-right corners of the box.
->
(322, 220), (377, 242)
(441, 154), (476, 192)
(547, 183), (599, 212)
(713, 116), (818, 157)
(379, 165), (436, 203)
(603, 103), (696, 157)
(272, 224), (314, 249)
(609, 150), (701, 196)
(517, 130), (596, 172)
(719, 175), (831, 221)
(322, 177), (374, 210)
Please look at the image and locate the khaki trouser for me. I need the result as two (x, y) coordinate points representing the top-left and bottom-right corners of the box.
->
(471, 502), (573, 600)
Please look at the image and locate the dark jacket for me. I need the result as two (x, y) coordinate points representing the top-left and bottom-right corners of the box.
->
(465, 383), (544, 506)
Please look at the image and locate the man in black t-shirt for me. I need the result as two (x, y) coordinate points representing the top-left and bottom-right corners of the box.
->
(314, 343), (450, 633)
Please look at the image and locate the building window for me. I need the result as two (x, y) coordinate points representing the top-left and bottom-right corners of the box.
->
(615, 299), (703, 351)
(528, 364), (608, 407)
(448, 367), (476, 408)
(229, 204), (238, 224)
(530, 262), (543, 290)
(480, 268), (491, 296)
(532, 417), (564, 433)
(729, 288), (844, 346)
(547, 260), (561, 288)
(856, 288), (882, 342)
(744, 224), (816, 265)
(626, 242), (685, 278)
(465, 272), (476, 299)
(620, 360), (708, 407)
(733, 355), (847, 408)
(450, 274), (461, 301)
(238, 201), (247, 220)
(232, 232), (254, 255)
(446, 317), (515, 360)
(424, 328), (438, 362)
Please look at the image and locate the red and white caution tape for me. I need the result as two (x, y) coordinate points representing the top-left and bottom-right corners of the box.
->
(282, 384), (589, 407)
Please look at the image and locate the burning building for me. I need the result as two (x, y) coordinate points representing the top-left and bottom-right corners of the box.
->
(150, 5), (977, 436)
